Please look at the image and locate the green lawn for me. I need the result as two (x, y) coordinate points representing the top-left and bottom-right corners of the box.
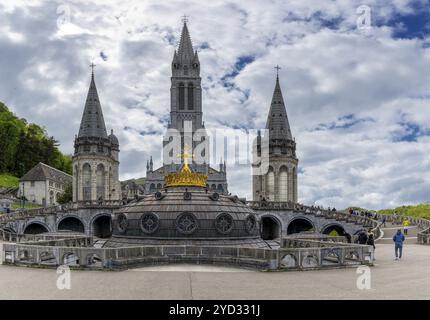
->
(11, 202), (43, 210)
(378, 204), (430, 221)
(0, 173), (19, 188)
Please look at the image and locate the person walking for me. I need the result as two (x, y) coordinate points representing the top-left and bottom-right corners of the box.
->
(381, 215), (387, 228)
(367, 232), (376, 261)
(358, 230), (368, 245)
(393, 229), (405, 260)
(402, 218), (410, 235)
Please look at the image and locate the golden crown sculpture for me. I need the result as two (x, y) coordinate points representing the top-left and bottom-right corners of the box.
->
(164, 145), (208, 188)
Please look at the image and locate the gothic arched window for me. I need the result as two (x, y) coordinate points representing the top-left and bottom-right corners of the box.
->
(82, 163), (92, 201)
(279, 166), (288, 201)
(188, 83), (194, 110)
(96, 164), (105, 200)
(178, 83), (185, 110)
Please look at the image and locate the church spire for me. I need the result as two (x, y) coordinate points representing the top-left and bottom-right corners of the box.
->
(78, 66), (107, 138)
(177, 18), (194, 60)
(265, 68), (293, 141)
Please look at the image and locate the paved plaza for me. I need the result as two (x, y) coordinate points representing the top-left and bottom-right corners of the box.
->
(1, 240), (429, 299)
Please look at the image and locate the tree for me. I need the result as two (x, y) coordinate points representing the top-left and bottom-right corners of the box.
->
(57, 183), (73, 204)
(0, 102), (73, 177)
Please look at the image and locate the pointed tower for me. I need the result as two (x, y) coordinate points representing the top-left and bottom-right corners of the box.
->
(145, 18), (228, 195)
(72, 66), (120, 203)
(253, 69), (298, 202)
(168, 19), (204, 149)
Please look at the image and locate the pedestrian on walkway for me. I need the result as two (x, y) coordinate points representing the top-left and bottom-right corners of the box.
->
(381, 215), (387, 228)
(393, 229), (405, 260)
(358, 230), (368, 245)
(367, 232), (376, 260)
(393, 212), (398, 225)
(403, 218), (410, 235)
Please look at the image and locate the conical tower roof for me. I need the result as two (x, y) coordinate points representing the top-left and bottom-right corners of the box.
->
(78, 71), (108, 139)
(265, 74), (293, 141)
(177, 22), (195, 61)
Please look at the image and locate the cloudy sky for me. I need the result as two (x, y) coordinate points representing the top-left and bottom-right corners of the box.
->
(1, 0), (430, 209)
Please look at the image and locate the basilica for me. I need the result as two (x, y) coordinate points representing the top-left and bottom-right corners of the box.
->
(0, 21), (376, 271)
(72, 20), (298, 203)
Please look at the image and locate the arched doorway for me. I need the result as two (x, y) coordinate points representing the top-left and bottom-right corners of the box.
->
(24, 223), (49, 234)
(92, 215), (112, 238)
(261, 216), (281, 240)
(58, 217), (85, 233)
(322, 224), (346, 237)
(287, 218), (314, 234)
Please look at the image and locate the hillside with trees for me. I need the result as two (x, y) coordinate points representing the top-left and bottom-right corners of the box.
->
(0, 101), (72, 188)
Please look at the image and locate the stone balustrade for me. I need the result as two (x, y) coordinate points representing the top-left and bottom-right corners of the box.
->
(2, 236), (373, 271)
(379, 214), (430, 245)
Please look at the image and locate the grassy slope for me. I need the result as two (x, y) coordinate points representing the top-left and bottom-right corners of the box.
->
(0, 173), (19, 188)
(378, 204), (430, 220)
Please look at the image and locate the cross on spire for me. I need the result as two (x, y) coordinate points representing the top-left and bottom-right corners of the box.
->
(90, 62), (96, 76)
(181, 14), (188, 24)
(274, 65), (281, 76)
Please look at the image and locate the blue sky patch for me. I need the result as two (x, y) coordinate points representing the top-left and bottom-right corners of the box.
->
(393, 121), (430, 142)
(383, 1), (430, 39)
(313, 114), (375, 131)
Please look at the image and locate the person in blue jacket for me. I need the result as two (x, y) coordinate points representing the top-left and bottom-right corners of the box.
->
(393, 229), (405, 260)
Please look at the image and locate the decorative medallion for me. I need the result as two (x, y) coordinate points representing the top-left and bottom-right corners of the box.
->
(117, 213), (128, 232)
(245, 215), (256, 234)
(215, 213), (233, 234)
(140, 212), (160, 234)
(209, 192), (219, 201)
(176, 213), (198, 234)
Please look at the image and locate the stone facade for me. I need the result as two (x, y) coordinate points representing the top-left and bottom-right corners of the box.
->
(252, 75), (298, 202)
(144, 22), (228, 194)
(19, 162), (72, 206)
(72, 71), (120, 202)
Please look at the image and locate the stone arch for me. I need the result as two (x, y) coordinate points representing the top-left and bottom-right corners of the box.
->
(23, 222), (50, 234)
(156, 183), (163, 190)
(321, 223), (347, 236)
(211, 184), (216, 190)
(217, 184), (224, 193)
(82, 163), (92, 201)
(266, 166), (275, 200)
(91, 213), (112, 238)
(57, 216), (85, 233)
(260, 215), (282, 240)
(278, 166), (288, 201)
(287, 217), (314, 234)
(96, 163), (106, 200)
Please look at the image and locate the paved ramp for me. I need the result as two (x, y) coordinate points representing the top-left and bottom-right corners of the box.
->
(377, 223), (418, 244)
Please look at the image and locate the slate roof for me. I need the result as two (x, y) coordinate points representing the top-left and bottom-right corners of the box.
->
(20, 162), (72, 184)
(77, 72), (108, 139)
(265, 75), (293, 141)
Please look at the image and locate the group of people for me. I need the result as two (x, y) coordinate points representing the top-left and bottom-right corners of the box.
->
(355, 227), (407, 261)
(348, 208), (378, 219)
